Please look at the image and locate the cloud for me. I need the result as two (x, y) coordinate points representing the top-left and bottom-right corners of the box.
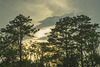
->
(34, 26), (54, 40)
(0, 0), (73, 28)
(36, 13), (74, 28)
(34, 13), (75, 41)
(1, 0), (100, 42)
(44, 0), (73, 16)
(35, 28), (51, 38)
(0, 0), (74, 42)
(67, 0), (100, 24)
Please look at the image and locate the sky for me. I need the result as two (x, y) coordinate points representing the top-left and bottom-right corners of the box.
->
(0, 0), (100, 42)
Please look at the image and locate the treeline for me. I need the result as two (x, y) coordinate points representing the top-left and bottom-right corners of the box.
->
(0, 14), (100, 67)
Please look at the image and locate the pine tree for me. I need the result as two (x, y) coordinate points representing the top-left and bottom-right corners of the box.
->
(48, 16), (80, 67)
(0, 14), (39, 67)
(48, 15), (100, 67)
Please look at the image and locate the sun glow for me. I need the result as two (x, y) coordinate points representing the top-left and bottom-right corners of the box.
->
(35, 28), (51, 38)
(35, 26), (54, 39)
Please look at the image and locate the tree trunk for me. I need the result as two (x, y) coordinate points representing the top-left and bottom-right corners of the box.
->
(65, 41), (68, 67)
(80, 44), (83, 67)
(19, 39), (22, 67)
(19, 27), (22, 67)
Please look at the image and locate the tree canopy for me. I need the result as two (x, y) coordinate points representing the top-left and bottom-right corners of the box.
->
(48, 15), (100, 67)
(0, 14), (100, 67)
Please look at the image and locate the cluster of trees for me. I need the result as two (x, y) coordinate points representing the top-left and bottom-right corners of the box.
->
(48, 15), (100, 67)
(0, 14), (100, 67)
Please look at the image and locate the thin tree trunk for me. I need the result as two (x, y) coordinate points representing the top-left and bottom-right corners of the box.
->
(80, 44), (83, 67)
(19, 39), (22, 67)
(19, 27), (22, 67)
(92, 42), (95, 67)
(65, 42), (68, 67)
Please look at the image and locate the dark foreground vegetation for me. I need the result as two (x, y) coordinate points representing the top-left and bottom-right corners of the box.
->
(0, 14), (100, 67)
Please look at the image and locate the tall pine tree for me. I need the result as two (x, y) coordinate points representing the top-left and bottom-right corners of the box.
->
(0, 14), (39, 67)
(48, 15), (100, 67)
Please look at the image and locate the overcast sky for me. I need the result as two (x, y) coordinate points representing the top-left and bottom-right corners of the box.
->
(0, 0), (100, 42)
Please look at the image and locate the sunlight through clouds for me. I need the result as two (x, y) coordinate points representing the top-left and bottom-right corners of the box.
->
(2, 0), (100, 42)
(35, 29), (51, 38)
(14, 0), (73, 42)
(35, 26), (55, 39)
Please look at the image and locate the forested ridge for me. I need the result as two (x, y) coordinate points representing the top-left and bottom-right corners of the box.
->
(0, 14), (100, 67)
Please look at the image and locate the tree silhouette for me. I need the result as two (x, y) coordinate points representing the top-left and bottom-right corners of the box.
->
(0, 14), (100, 67)
(73, 16), (100, 67)
(48, 15), (100, 67)
(0, 14), (39, 67)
